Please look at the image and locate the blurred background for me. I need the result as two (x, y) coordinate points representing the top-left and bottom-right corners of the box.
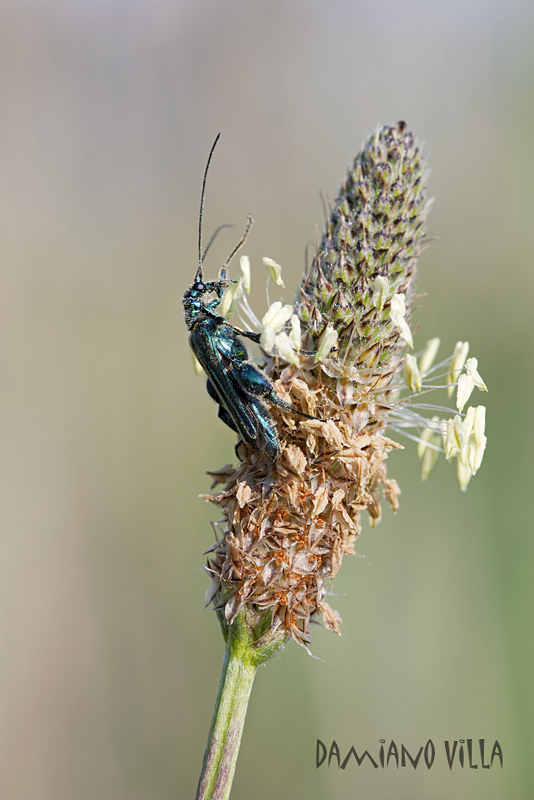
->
(0, 1), (532, 798)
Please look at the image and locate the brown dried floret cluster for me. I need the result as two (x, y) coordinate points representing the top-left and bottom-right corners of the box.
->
(203, 122), (429, 656)
(203, 373), (402, 652)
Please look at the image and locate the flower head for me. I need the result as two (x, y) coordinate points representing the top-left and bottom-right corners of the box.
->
(200, 122), (487, 655)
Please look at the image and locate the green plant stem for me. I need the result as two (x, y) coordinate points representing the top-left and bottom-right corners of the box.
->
(195, 623), (257, 800)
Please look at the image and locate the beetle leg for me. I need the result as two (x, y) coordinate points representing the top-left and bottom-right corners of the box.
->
(220, 324), (261, 344)
(237, 362), (323, 422)
(218, 405), (239, 433)
(206, 378), (240, 434)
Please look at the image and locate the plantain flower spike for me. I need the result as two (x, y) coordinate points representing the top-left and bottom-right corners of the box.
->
(202, 122), (487, 657)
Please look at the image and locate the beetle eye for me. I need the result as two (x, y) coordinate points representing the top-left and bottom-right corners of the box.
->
(194, 281), (205, 291)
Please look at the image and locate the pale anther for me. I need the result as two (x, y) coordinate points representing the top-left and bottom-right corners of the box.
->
(262, 257), (285, 287)
(390, 293), (413, 348)
(447, 341), (469, 397)
(465, 357), (488, 392)
(315, 324), (338, 363)
(404, 353), (422, 392)
(240, 255), (251, 293)
(418, 337), (440, 375)
(372, 276), (389, 312)
(456, 373), (474, 412)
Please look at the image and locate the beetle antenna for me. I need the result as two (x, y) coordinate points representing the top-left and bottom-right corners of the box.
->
(202, 223), (235, 262)
(222, 215), (254, 271)
(197, 132), (221, 282)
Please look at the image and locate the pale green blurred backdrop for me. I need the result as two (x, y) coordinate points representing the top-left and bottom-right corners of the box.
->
(0, 1), (532, 799)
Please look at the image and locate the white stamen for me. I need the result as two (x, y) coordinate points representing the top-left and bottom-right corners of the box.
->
(274, 331), (300, 366)
(418, 337), (440, 375)
(390, 293), (413, 348)
(240, 255), (251, 293)
(290, 314), (301, 352)
(473, 405), (486, 445)
(459, 441), (470, 468)
(465, 357), (488, 392)
(456, 373), (474, 412)
(261, 301), (293, 331)
(238, 292), (261, 331)
(262, 257), (285, 287)
(461, 406), (476, 445)
(421, 442), (440, 480)
(260, 325), (276, 353)
(315, 324), (338, 363)
(417, 425), (434, 459)
(447, 341), (469, 396)
(457, 457), (472, 491)
(260, 302), (294, 353)
(372, 276), (389, 312)
(416, 416), (441, 480)
(220, 276), (244, 319)
(404, 353), (422, 392)
(445, 415), (463, 459)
